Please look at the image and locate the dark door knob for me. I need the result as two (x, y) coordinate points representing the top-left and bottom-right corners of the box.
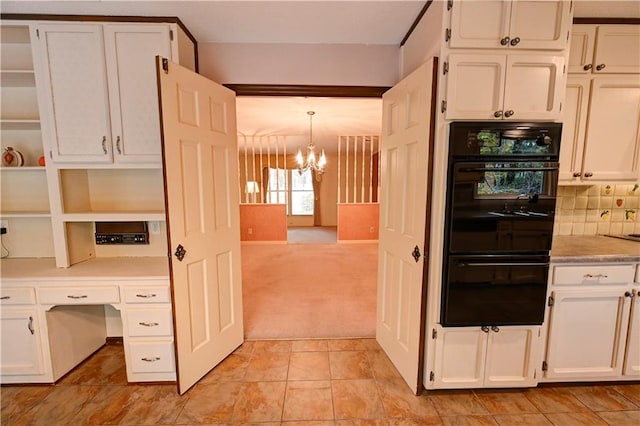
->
(510, 37), (521, 46)
(596, 63), (606, 71)
(500, 36), (510, 46)
(583, 64), (593, 71)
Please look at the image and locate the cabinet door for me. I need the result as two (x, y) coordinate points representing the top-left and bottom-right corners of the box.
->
(445, 54), (506, 120)
(508, 1), (571, 50)
(582, 76), (640, 181)
(104, 24), (172, 164)
(623, 288), (640, 376)
(449, 0), (511, 49)
(433, 326), (487, 388)
(484, 326), (539, 387)
(545, 288), (631, 380)
(0, 309), (45, 376)
(593, 25), (640, 74)
(568, 25), (597, 73)
(502, 54), (564, 120)
(34, 24), (112, 163)
(558, 76), (590, 182)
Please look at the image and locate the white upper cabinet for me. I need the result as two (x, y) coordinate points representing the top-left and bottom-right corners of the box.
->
(33, 23), (173, 165)
(561, 75), (640, 183)
(569, 25), (640, 74)
(448, 0), (571, 50)
(445, 53), (564, 120)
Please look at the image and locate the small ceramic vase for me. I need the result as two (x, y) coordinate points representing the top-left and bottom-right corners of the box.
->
(2, 147), (24, 167)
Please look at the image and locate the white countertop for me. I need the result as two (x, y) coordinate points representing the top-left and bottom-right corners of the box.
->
(0, 257), (170, 281)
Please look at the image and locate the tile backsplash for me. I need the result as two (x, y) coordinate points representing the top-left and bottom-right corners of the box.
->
(555, 184), (640, 236)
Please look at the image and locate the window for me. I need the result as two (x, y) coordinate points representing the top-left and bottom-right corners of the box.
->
(266, 168), (314, 215)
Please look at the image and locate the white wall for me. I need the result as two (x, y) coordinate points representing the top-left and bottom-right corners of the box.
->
(400, 0), (445, 79)
(198, 42), (400, 86)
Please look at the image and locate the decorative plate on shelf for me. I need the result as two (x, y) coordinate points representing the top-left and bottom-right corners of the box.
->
(1, 147), (24, 167)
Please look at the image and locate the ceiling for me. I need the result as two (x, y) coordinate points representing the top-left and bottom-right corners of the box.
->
(2, 1), (638, 153)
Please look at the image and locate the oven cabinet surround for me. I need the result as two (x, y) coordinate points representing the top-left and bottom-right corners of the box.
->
(0, 259), (175, 385)
(31, 22), (190, 164)
(447, 0), (571, 51)
(559, 74), (640, 183)
(444, 53), (564, 120)
(541, 263), (640, 382)
(431, 325), (541, 389)
(569, 25), (640, 74)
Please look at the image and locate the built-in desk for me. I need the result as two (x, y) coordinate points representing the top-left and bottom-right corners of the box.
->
(0, 257), (175, 384)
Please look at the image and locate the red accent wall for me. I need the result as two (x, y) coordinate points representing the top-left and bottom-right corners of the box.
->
(240, 204), (287, 242)
(337, 203), (379, 241)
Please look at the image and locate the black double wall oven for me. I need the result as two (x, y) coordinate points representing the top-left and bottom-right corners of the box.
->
(441, 122), (562, 327)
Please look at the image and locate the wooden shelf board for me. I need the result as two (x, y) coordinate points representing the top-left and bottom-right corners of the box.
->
(0, 119), (40, 130)
(0, 211), (51, 218)
(62, 212), (166, 222)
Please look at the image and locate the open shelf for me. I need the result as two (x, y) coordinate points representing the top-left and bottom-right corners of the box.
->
(0, 70), (36, 87)
(62, 212), (166, 222)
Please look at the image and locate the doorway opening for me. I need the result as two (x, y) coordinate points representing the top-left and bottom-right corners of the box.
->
(236, 95), (382, 339)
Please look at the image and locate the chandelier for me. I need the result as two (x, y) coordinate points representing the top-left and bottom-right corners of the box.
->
(296, 111), (327, 175)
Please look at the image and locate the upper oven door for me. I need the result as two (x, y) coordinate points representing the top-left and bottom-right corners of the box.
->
(447, 161), (558, 254)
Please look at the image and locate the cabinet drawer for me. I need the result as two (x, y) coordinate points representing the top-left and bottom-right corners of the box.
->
(123, 286), (171, 304)
(0, 288), (36, 305)
(552, 264), (635, 285)
(38, 286), (120, 304)
(128, 341), (175, 373)
(126, 308), (173, 337)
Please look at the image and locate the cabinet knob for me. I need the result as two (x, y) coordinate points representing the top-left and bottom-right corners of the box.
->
(510, 37), (521, 46)
(481, 325), (490, 333)
(583, 64), (593, 71)
(494, 110), (503, 118)
(625, 291), (635, 298)
(491, 325), (500, 333)
(500, 36), (510, 46)
(584, 172), (594, 178)
(504, 110), (514, 118)
(596, 63), (606, 71)
(573, 172), (582, 178)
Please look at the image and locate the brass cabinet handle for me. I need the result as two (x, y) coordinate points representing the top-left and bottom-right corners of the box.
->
(136, 293), (157, 298)
(141, 357), (161, 362)
(67, 295), (88, 299)
(116, 136), (122, 154)
(101, 136), (108, 154)
(138, 322), (159, 327)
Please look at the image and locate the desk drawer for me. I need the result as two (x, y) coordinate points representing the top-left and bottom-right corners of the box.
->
(552, 264), (635, 285)
(123, 286), (171, 304)
(126, 308), (173, 337)
(128, 341), (175, 373)
(0, 287), (36, 305)
(38, 286), (120, 305)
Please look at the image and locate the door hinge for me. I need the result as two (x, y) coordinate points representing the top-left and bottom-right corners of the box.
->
(534, 369), (537, 379)
(429, 371), (435, 381)
(49, 150), (53, 159)
(548, 295), (554, 307)
(162, 57), (169, 74)
(432, 328), (437, 339)
(447, 0), (453, 11)
(563, 64), (566, 74)
(170, 29), (174, 41)
(441, 100), (447, 114)
(559, 102), (562, 112)
(443, 61), (449, 75)
(542, 361), (548, 371)
(36, 28), (40, 39)
(567, 30), (570, 42)
(445, 28), (451, 42)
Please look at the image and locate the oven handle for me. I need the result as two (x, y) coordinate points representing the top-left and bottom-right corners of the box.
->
(457, 262), (549, 267)
(458, 166), (559, 173)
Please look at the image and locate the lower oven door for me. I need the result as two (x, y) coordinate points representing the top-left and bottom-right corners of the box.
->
(441, 255), (549, 327)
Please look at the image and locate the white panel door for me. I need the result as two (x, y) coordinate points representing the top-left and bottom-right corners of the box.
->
(502, 54), (564, 121)
(623, 287), (640, 376)
(445, 54), (506, 120)
(104, 24), (172, 164)
(35, 23), (112, 163)
(508, 1), (571, 50)
(558, 76), (590, 182)
(433, 326), (486, 389)
(545, 288), (631, 380)
(0, 309), (45, 376)
(582, 76), (640, 181)
(593, 25), (640, 74)
(157, 57), (243, 394)
(484, 326), (539, 387)
(377, 59), (435, 394)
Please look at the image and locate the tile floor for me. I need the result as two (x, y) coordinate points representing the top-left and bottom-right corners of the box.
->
(2, 339), (640, 425)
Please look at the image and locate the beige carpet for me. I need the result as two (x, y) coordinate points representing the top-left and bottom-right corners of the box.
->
(287, 226), (337, 244)
(241, 242), (378, 339)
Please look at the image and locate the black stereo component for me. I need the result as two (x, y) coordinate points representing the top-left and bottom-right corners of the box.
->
(95, 221), (149, 245)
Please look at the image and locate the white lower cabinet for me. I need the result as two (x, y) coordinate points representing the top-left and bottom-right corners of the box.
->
(543, 263), (639, 381)
(432, 325), (541, 389)
(0, 307), (46, 377)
